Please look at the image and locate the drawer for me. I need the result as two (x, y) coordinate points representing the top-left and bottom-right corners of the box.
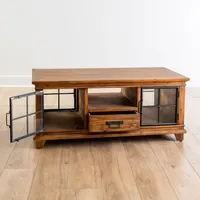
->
(88, 111), (140, 133)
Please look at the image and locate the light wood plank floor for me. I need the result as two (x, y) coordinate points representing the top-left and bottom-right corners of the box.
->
(0, 87), (200, 200)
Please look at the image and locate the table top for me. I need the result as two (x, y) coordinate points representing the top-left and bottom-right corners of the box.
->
(32, 67), (189, 88)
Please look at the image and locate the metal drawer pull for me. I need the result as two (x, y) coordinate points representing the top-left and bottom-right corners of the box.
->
(106, 121), (123, 128)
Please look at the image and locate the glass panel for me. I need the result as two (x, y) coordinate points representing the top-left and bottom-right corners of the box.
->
(160, 89), (176, 105)
(12, 97), (26, 119)
(60, 94), (74, 109)
(44, 95), (58, 109)
(12, 117), (27, 139)
(10, 91), (44, 142)
(28, 113), (43, 134)
(159, 107), (176, 123)
(142, 107), (159, 124)
(143, 89), (159, 106)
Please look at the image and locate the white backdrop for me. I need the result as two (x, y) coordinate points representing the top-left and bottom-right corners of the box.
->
(0, 0), (199, 86)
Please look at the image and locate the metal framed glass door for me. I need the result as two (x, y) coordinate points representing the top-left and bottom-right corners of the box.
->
(141, 87), (179, 126)
(6, 91), (44, 142)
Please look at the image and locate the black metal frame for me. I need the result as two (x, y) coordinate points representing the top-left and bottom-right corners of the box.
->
(6, 91), (44, 142)
(6, 89), (78, 142)
(140, 86), (179, 126)
(43, 89), (78, 112)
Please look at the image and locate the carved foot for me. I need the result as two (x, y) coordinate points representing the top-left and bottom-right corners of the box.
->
(175, 134), (184, 142)
(35, 140), (46, 149)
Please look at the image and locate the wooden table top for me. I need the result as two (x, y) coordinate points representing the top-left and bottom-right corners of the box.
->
(32, 67), (189, 88)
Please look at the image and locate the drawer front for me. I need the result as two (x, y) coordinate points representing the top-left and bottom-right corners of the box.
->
(89, 113), (140, 133)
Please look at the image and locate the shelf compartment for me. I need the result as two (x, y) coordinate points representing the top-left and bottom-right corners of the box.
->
(44, 111), (84, 131)
(88, 92), (137, 112)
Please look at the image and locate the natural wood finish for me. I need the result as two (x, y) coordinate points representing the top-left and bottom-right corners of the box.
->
(78, 89), (88, 129)
(96, 141), (141, 200)
(35, 88), (45, 148)
(35, 89), (42, 121)
(0, 169), (34, 200)
(43, 111), (84, 131)
(89, 112), (140, 133)
(88, 92), (137, 112)
(32, 67), (189, 88)
(124, 139), (178, 200)
(121, 87), (137, 106)
(175, 133), (184, 141)
(34, 127), (185, 141)
(31, 68), (190, 146)
(67, 141), (101, 189)
(137, 87), (141, 113)
(179, 86), (186, 125)
(2, 87), (200, 200)
(35, 140), (46, 149)
(35, 81), (187, 89)
(149, 136), (200, 200)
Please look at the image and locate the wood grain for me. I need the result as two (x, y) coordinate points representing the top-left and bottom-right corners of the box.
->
(0, 169), (34, 200)
(89, 112), (140, 133)
(94, 140), (141, 200)
(78, 89), (88, 129)
(124, 138), (178, 200)
(67, 141), (101, 189)
(149, 137), (200, 200)
(44, 111), (84, 131)
(32, 67), (189, 88)
(179, 86), (186, 125)
(121, 87), (137, 106)
(2, 87), (200, 200)
(88, 92), (137, 112)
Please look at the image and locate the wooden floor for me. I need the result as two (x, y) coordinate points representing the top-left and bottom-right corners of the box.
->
(1, 87), (200, 200)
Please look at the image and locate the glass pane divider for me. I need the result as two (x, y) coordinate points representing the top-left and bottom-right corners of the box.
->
(12, 111), (42, 121)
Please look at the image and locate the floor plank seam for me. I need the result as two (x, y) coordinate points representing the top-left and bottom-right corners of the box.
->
(173, 136), (200, 180)
(147, 139), (180, 200)
(26, 147), (43, 200)
(121, 139), (143, 200)
(93, 141), (105, 200)
(0, 142), (16, 177)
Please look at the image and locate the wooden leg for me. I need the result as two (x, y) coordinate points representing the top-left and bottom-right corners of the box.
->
(175, 134), (184, 142)
(35, 140), (46, 149)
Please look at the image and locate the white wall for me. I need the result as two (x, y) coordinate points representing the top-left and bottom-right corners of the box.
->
(0, 0), (199, 86)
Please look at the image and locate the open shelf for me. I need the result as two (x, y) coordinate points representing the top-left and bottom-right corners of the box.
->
(44, 111), (84, 131)
(88, 92), (137, 112)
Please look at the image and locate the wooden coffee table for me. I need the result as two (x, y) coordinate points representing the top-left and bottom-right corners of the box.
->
(7, 67), (190, 148)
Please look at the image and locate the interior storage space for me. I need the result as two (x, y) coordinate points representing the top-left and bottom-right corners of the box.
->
(141, 87), (179, 125)
(44, 111), (84, 131)
(88, 87), (138, 112)
(43, 88), (88, 130)
(89, 111), (140, 133)
(43, 89), (77, 110)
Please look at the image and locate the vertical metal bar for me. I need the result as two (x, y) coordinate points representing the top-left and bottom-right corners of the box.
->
(157, 88), (160, 123)
(74, 89), (77, 110)
(175, 87), (179, 123)
(140, 88), (143, 126)
(26, 96), (29, 135)
(9, 98), (13, 142)
(58, 89), (60, 109)
(41, 93), (44, 130)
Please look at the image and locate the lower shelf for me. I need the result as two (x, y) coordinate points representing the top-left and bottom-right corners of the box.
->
(44, 111), (84, 131)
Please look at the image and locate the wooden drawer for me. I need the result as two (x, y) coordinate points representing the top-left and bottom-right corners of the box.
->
(88, 111), (140, 133)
